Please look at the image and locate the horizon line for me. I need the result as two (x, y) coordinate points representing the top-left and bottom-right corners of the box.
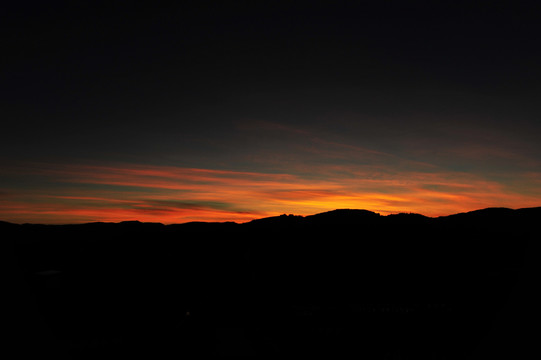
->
(3, 206), (540, 226)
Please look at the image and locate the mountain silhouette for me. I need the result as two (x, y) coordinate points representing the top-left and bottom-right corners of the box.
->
(3, 207), (539, 358)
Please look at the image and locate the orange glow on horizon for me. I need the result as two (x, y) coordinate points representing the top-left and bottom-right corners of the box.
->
(1, 162), (540, 224)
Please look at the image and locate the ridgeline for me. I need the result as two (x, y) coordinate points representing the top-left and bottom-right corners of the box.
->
(4, 207), (539, 358)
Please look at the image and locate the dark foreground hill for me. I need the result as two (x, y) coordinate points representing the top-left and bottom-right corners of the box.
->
(3, 207), (540, 359)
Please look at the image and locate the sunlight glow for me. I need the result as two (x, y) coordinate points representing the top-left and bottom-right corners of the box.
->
(1, 162), (539, 224)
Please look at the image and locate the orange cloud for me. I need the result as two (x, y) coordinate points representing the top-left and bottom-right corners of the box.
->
(1, 162), (540, 224)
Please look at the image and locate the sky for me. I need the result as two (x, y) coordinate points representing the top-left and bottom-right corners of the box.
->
(2, 1), (541, 224)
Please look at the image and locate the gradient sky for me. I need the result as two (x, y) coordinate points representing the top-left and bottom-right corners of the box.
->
(2, 1), (541, 224)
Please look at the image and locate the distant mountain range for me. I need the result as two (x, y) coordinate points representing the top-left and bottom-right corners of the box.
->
(3, 206), (540, 228)
(4, 207), (539, 358)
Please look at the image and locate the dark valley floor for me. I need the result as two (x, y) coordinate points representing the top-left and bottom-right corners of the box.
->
(4, 207), (539, 358)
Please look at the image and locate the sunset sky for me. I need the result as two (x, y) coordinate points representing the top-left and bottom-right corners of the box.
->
(2, 2), (541, 224)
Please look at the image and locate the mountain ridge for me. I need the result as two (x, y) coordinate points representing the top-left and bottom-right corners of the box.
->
(2, 206), (540, 227)
(4, 205), (539, 358)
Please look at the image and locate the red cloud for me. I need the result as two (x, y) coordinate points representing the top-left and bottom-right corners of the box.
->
(1, 162), (540, 224)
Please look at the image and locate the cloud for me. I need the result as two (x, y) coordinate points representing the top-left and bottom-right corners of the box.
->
(1, 161), (540, 224)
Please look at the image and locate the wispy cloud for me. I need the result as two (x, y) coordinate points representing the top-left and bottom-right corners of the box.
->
(1, 160), (540, 224)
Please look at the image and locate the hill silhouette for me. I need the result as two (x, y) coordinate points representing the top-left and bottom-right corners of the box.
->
(3, 207), (539, 358)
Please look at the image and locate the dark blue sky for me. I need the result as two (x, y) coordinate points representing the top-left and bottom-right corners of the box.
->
(2, 1), (541, 223)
